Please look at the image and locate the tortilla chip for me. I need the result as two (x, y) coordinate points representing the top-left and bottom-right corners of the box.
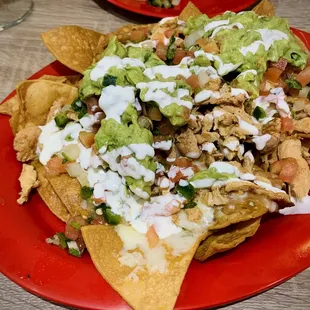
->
(82, 225), (202, 310)
(41, 26), (102, 73)
(47, 174), (89, 218)
(195, 217), (261, 261)
(0, 96), (18, 116)
(179, 2), (202, 21)
(16, 79), (78, 130)
(32, 161), (69, 222)
(252, 0), (275, 17)
(39, 75), (68, 83)
(209, 194), (268, 230)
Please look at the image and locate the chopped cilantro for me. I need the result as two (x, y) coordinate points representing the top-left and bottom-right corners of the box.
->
(166, 35), (176, 62)
(62, 158), (68, 164)
(102, 74), (117, 87)
(183, 201), (197, 209)
(80, 186), (94, 200)
(69, 248), (81, 257)
(65, 135), (74, 142)
(104, 208), (122, 225)
(71, 99), (87, 119)
(56, 232), (69, 249)
(253, 106), (266, 120)
(286, 78), (302, 90)
(55, 113), (69, 128)
(176, 183), (195, 201)
(70, 221), (81, 230)
(61, 152), (72, 163)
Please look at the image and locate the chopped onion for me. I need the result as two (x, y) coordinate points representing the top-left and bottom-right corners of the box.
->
(292, 98), (306, 111)
(142, 40), (155, 49)
(66, 162), (84, 177)
(198, 70), (210, 87)
(184, 29), (204, 49)
(77, 171), (90, 187)
(62, 144), (80, 161)
(298, 86), (310, 99)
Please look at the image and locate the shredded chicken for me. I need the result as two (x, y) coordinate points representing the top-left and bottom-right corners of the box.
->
(176, 128), (201, 159)
(17, 164), (39, 204)
(185, 207), (202, 223)
(278, 138), (310, 198)
(13, 126), (41, 162)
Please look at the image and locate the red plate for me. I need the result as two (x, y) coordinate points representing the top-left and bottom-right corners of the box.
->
(106, 0), (259, 18)
(1, 28), (310, 310)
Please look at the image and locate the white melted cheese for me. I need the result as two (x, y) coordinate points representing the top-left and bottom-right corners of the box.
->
(211, 22), (244, 38)
(194, 50), (242, 76)
(136, 81), (193, 109)
(254, 180), (286, 193)
(240, 29), (288, 56)
(101, 146), (155, 184)
(237, 116), (259, 135)
(152, 140), (172, 151)
(204, 20), (230, 33)
(144, 65), (191, 80)
(115, 225), (167, 274)
(280, 196), (310, 215)
(99, 85), (135, 123)
(252, 134), (271, 151)
(90, 56), (145, 81)
(38, 120), (83, 165)
(201, 142), (216, 154)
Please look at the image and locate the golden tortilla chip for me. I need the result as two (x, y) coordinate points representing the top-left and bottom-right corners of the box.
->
(39, 74), (83, 87)
(32, 161), (69, 222)
(252, 0), (275, 17)
(0, 96), (18, 116)
(47, 173), (89, 218)
(195, 217), (261, 261)
(82, 225), (202, 310)
(209, 194), (268, 230)
(179, 2), (202, 21)
(16, 79), (78, 130)
(41, 26), (102, 73)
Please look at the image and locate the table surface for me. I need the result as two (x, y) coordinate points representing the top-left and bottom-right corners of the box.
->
(1, 0), (310, 309)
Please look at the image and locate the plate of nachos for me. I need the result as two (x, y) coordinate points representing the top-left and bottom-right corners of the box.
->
(0, 1), (310, 310)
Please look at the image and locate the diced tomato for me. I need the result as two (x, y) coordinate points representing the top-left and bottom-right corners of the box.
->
(45, 157), (67, 176)
(130, 28), (148, 43)
(146, 225), (159, 248)
(170, 170), (184, 183)
(173, 49), (186, 64)
(79, 131), (95, 148)
(270, 58), (288, 71)
(156, 41), (168, 61)
(174, 157), (192, 168)
(164, 28), (175, 39)
(296, 66), (310, 87)
(90, 215), (106, 225)
(281, 117), (294, 131)
(65, 216), (87, 241)
(264, 67), (283, 83)
(75, 236), (86, 253)
(270, 158), (298, 183)
(186, 75), (200, 91)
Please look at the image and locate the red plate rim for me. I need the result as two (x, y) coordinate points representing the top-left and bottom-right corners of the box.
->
(0, 28), (310, 310)
(105, 0), (259, 18)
